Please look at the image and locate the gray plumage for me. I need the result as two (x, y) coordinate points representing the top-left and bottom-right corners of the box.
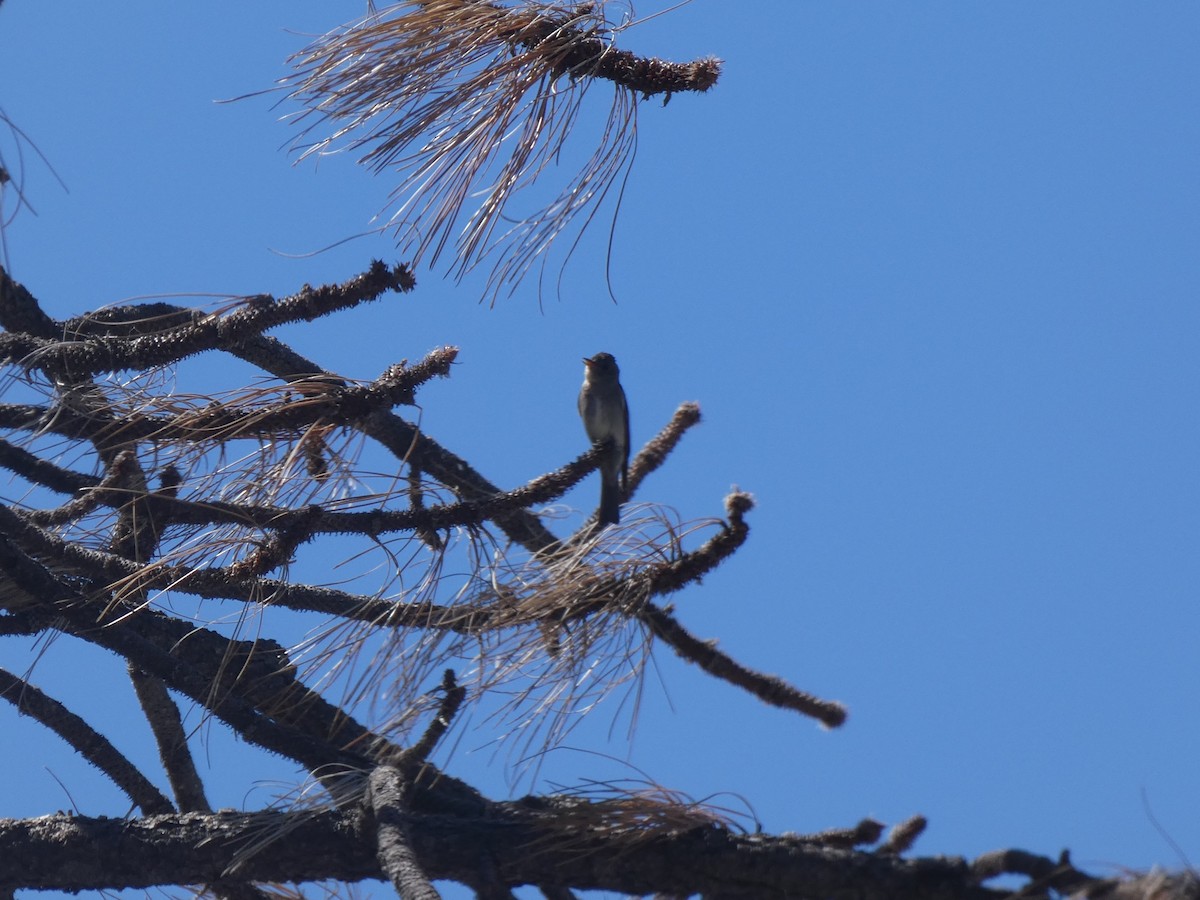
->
(578, 352), (629, 525)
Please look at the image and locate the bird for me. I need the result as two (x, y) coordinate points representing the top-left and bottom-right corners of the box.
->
(578, 352), (630, 525)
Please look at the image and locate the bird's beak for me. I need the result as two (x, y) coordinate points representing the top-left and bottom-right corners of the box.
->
(582, 356), (594, 367)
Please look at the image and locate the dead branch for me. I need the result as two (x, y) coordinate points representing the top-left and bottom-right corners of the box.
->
(0, 666), (174, 815)
(0, 806), (1022, 899)
(0, 261), (415, 377)
(283, 1), (721, 297)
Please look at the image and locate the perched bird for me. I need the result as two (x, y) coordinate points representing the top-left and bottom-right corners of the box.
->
(578, 352), (630, 525)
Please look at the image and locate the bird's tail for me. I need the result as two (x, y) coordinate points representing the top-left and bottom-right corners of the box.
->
(598, 472), (621, 525)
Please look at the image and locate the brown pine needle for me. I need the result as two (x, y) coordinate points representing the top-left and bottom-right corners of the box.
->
(285, 0), (720, 299)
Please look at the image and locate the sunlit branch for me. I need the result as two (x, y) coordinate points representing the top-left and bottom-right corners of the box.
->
(0, 261), (416, 377)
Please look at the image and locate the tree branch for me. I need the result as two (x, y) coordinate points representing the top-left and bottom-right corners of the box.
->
(368, 766), (441, 900)
(0, 667), (174, 815)
(0, 262), (416, 377)
(0, 437), (101, 495)
(0, 806), (1021, 899)
(128, 664), (211, 812)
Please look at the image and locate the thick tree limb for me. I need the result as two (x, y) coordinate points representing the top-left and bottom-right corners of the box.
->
(0, 806), (1016, 899)
(369, 766), (441, 900)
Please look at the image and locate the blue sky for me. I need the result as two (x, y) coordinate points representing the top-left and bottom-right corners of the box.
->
(1, 2), (1198, 897)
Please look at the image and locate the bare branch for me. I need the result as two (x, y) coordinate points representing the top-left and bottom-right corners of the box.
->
(0, 806), (1027, 898)
(627, 400), (702, 493)
(639, 601), (848, 729)
(128, 664), (212, 813)
(803, 819), (885, 849)
(0, 263), (58, 336)
(880, 815), (928, 856)
(0, 666), (174, 815)
(0, 261), (416, 377)
(395, 669), (467, 768)
(0, 350), (456, 451)
(970, 848), (1099, 897)
(368, 766), (442, 900)
(0, 529), (375, 773)
(0, 436), (101, 495)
